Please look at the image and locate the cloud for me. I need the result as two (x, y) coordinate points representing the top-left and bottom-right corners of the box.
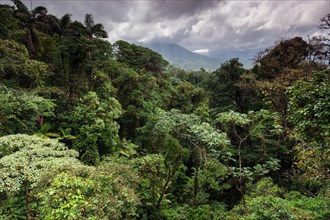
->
(3, 0), (329, 57)
(193, 49), (209, 54)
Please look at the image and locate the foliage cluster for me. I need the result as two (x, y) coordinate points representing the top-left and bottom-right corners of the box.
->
(0, 1), (329, 219)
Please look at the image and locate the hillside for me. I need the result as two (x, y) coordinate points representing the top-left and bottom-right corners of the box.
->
(139, 41), (223, 70)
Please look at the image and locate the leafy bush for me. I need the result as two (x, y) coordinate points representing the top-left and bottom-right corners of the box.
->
(38, 170), (140, 219)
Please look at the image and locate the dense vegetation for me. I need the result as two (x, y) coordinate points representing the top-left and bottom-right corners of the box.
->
(0, 1), (329, 219)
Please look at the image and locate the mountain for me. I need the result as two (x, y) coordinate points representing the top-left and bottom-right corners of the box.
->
(209, 48), (262, 68)
(138, 41), (224, 70)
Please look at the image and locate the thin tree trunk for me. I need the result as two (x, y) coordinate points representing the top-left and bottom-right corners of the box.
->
(192, 166), (199, 207)
(24, 178), (30, 220)
(237, 140), (247, 214)
(234, 126), (248, 214)
(26, 28), (36, 58)
(156, 169), (172, 210)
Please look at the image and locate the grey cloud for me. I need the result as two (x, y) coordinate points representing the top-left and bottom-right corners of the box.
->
(143, 0), (218, 20)
(3, 0), (329, 55)
(33, 0), (131, 23)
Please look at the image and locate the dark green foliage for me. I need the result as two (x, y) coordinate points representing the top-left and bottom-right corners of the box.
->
(255, 37), (309, 79)
(0, 3), (329, 219)
(112, 64), (172, 140)
(0, 5), (18, 39)
(207, 58), (260, 112)
(0, 39), (48, 87)
(115, 40), (169, 73)
(84, 13), (108, 39)
(169, 81), (208, 114)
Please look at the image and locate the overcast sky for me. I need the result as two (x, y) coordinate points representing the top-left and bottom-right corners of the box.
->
(2, 0), (329, 56)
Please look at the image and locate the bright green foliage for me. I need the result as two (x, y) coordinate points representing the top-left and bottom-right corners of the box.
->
(151, 109), (229, 147)
(246, 177), (284, 198)
(0, 39), (48, 87)
(186, 204), (216, 220)
(286, 191), (330, 220)
(151, 109), (199, 137)
(217, 110), (251, 126)
(161, 205), (191, 220)
(162, 203), (227, 220)
(0, 134), (79, 218)
(227, 178), (304, 220)
(189, 122), (230, 149)
(38, 170), (140, 220)
(130, 154), (169, 210)
(287, 71), (330, 143)
(71, 92), (122, 165)
(38, 173), (95, 220)
(147, 109), (230, 165)
(139, 109), (230, 210)
(227, 178), (329, 220)
(182, 158), (230, 204)
(287, 70), (330, 183)
(217, 109), (284, 165)
(0, 134), (79, 193)
(228, 196), (305, 220)
(0, 85), (55, 135)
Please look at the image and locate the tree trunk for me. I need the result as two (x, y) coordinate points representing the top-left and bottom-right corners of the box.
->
(25, 28), (36, 58)
(24, 178), (31, 220)
(237, 140), (248, 214)
(192, 166), (199, 207)
(156, 169), (172, 210)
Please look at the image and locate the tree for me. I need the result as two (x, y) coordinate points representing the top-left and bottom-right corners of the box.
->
(254, 37), (309, 80)
(169, 81), (208, 114)
(48, 13), (72, 42)
(140, 109), (230, 207)
(38, 165), (140, 219)
(84, 13), (108, 39)
(217, 110), (283, 213)
(11, 0), (49, 57)
(0, 39), (48, 88)
(319, 13), (330, 30)
(71, 92), (122, 165)
(287, 70), (330, 186)
(207, 58), (259, 113)
(0, 134), (81, 219)
(114, 40), (169, 73)
(0, 84), (55, 136)
(0, 4), (19, 39)
(228, 178), (330, 219)
(308, 13), (330, 65)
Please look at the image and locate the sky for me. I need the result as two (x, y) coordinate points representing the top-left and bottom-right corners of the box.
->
(2, 0), (330, 57)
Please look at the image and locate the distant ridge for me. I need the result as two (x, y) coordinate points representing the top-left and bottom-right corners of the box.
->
(138, 41), (223, 70)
